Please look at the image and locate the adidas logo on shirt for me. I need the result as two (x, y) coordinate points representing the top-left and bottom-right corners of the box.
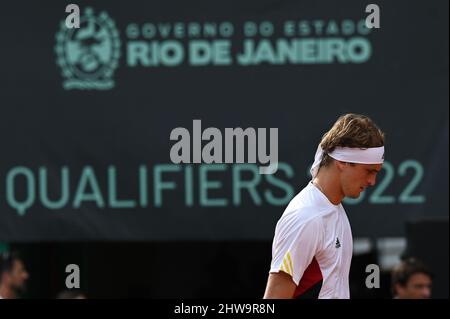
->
(335, 237), (341, 248)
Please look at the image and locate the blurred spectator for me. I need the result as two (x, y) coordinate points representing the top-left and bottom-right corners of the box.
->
(391, 257), (433, 299)
(56, 289), (87, 299)
(0, 251), (29, 299)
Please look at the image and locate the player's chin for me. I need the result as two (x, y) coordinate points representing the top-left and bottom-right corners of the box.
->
(346, 191), (362, 199)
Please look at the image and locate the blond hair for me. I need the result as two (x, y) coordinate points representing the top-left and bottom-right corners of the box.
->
(319, 114), (385, 167)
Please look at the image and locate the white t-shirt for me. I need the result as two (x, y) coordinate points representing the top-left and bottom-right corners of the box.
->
(269, 181), (353, 299)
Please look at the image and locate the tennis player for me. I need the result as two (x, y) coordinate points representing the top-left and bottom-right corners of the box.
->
(263, 113), (385, 299)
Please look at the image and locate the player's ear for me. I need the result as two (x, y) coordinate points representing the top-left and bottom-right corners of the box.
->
(335, 160), (346, 171)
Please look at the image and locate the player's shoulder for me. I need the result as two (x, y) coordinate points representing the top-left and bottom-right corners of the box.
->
(278, 204), (325, 230)
(277, 203), (326, 234)
(274, 206), (324, 244)
(282, 183), (335, 220)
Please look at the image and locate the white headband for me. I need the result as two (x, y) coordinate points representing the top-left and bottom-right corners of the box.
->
(310, 145), (385, 179)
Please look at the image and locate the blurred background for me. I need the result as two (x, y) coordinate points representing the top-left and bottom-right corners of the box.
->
(0, 0), (448, 298)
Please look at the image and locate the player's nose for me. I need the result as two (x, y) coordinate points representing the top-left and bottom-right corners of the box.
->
(367, 174), (376, 186)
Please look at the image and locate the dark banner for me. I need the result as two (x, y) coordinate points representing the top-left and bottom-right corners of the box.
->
(0, 0), (448, 241)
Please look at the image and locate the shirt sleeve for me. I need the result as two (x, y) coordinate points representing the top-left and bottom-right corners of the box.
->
(269, 213), (323, 285)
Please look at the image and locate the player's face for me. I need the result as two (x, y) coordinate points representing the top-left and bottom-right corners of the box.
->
(396, 273), (432, 299)
(339, 162), (382, 198)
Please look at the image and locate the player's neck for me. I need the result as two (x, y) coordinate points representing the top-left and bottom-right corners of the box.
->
(313, 170), (344, 205)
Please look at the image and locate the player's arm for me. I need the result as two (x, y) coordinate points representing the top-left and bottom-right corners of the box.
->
(263, 271), (296, 299)
(265, 216), (324, 299)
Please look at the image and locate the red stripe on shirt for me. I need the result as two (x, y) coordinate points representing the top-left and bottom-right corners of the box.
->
(293, 257), (323, 298)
